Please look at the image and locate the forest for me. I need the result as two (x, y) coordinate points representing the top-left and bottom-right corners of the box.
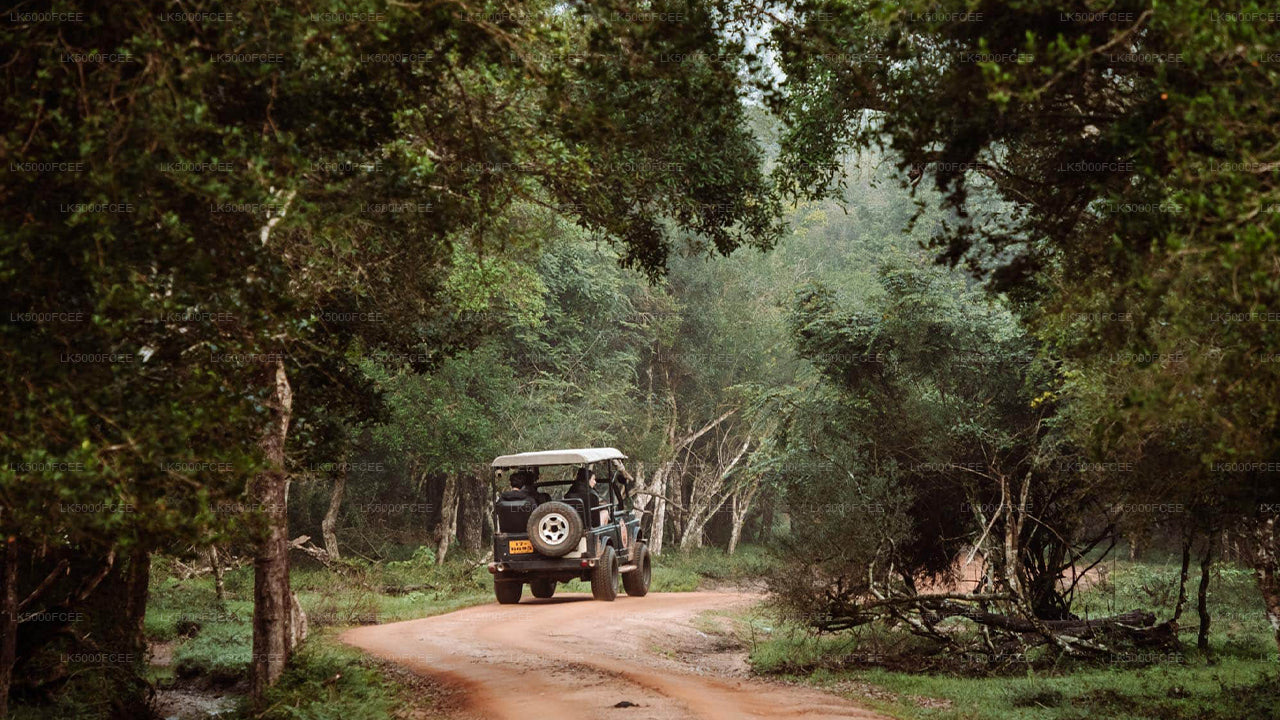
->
(3, 1), (1279, 719)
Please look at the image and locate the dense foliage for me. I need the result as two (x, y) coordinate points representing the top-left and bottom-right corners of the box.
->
(765, 0), (1280, 661)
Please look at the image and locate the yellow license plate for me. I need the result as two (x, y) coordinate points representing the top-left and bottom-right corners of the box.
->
(508, 539), (533, 554)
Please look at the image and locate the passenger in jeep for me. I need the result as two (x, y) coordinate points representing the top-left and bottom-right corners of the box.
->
(567, 468), (608, 526)
(502, 469), (548, 507)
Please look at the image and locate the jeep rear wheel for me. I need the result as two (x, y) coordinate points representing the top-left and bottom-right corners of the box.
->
(530, 578), (556, 599)
(494, 580), (522, 604)
(622, 542), (651, 597)
(527, 502), (583, 557)
(591, 545), (619, 601)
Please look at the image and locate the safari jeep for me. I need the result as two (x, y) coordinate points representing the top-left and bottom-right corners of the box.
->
(486, 447), (652, 603)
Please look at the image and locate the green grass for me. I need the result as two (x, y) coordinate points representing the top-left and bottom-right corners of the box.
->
(820, 661), (1280, 720)
(147, 550), (493, 686)
(647, 544), (773, 591)
(232, 641), (407, 720)
(736, 556), (1280, 720)
(560, 544), (773, 594)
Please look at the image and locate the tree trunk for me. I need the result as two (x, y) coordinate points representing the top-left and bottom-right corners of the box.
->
(680, 436), (750, 551)
(755, 501), (774, 543)
(727, 494), (743, 555)
(122, 549), (150, 658)
(680, 516), (707, 550)
(1173, 530), (1193, 623)
(999, 475), (1023, 600)
(649, 467), (667, 556)
(250, 360), (297, 704)
(727, 480), (762, 555)
(210, 545), (226, 604)
(459, 471), (484, 553)
(435, 473), (460, 565)
(1197, 539), (1212, 652)
(322, 465), (346, 561)
(1252, 517), (1280, 667)
(289, 591), (307, 651)
(0, 539), (17, 719)
(481, 472), (495, 547)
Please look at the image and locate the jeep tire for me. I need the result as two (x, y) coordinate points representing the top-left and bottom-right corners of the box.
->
(527, 501), (583, 557)
(494, 580), (522, 605)
(622, 542), (651, 597)
(591, 545), (619, 601)
(530, 578), (556, 599)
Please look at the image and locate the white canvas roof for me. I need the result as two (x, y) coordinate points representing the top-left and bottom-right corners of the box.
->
(491, 447), (626, 468)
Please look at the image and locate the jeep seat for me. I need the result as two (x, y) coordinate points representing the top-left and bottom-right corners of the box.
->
(495, 492), (536, 534)
(558, 497), (589, 531)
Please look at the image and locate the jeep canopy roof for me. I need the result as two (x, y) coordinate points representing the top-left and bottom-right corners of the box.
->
(491, 447), (626, 468)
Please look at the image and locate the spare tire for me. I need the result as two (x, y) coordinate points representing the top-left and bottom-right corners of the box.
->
(527, 501), (583, 557)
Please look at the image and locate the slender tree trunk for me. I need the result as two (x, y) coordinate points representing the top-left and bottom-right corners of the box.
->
(459, 471), (484, 553)
(289, 592), (307, 652)
(728, 494), (743, 555)
(0, 539), (17, 719)
(1252, 517), (1280, 667)
(727, 481), (761, 555)
(649, 467), (667, 556)
(123, 549), (150, 658)
(680, 471), (708, 550)
(999, 476), (1022, 599)
(322, 465), (346, 561)
(209, 545), (226, 604)
(435, 473), (460, 565)
(1197, 539), (1212, 652)
(755, 501), (774, 543)
(680, 436), (750, 550)
(680, 516), (707, 550)
(670, 478), (687, 547)
(1173, 530), (1193, 623)
(481, 470), (495, 547)
(250, 360), (297, 704)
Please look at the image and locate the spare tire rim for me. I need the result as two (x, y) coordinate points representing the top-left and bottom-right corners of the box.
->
(538, 513), (569, 545)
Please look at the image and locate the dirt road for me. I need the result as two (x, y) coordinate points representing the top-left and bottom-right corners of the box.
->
(341, 591), (888, 720)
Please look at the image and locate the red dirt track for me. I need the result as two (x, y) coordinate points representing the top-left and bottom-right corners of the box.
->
(341, 591), (888, 720)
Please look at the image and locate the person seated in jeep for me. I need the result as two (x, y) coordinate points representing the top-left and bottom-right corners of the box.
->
(501, 469), (548, 508)
(566, 467), (609, 526)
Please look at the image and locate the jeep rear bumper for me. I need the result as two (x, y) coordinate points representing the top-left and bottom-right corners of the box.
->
(488, 556), (598, 574)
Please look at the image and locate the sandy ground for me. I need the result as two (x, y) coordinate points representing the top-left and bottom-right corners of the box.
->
(340, 591), (889, 720)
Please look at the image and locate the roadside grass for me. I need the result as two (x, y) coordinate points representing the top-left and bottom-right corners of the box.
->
(232, 641), (407, 720)
(731, 556), (1280, 720)
(147, 549), (492, 685)
(656, 544), (773, 588)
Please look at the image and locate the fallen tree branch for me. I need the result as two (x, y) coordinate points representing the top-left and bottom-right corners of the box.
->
(289, 535), (333, 566)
